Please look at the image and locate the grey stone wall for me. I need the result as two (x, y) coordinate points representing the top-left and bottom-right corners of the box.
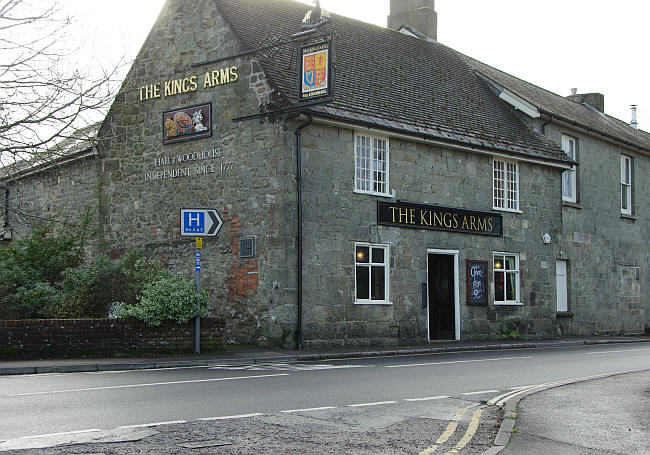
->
(5, 156), (99, 243)
(299, 123), (563, 347)
(542, 122), (649, 336)
(6, 0), (646, 350)
(95, 0), (298, 347)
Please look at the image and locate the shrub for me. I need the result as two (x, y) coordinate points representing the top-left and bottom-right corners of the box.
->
(0, 223), (212, 323)
(0, 226), (83, 319)
(114, 276), (209, 327)
(498, 320), (523, 340)
(59, 251), (168, 318)
(1, 281), (63, 319)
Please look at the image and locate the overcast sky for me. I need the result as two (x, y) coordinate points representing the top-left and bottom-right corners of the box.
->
(65, 0), (648, 130)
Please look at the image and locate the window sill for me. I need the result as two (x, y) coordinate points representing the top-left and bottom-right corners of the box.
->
(354, 189), (393, 199)
(493, 301), (523, 306)
(620, 213), (636, 221)
(556, 311), (574, 318)
(492, 207), (523, 214)
(562, 201), (582, 209)
(354, 300), (393, 306)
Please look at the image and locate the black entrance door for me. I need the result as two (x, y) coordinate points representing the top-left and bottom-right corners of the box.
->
(428, 254), (455, 340)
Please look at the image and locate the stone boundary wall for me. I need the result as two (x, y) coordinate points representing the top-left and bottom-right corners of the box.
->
(0, 318), (226, 359)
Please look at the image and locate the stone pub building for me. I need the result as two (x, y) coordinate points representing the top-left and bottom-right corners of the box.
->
(3, 0), (650, 348)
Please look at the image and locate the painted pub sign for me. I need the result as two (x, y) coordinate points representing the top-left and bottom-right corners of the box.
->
(299, 40), (331, 101)
(163, 103), (212, 144)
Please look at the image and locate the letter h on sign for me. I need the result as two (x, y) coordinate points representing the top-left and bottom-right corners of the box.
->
(184, 211), (204, 234)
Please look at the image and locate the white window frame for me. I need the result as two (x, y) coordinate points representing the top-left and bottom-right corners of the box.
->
(621, 155), (632, 215)
(562, 135), (577, 203)
(354, 132), (390, 197)
(493, 252), (521, 305)
(354, 242), (391, 305)
(492, 160), (520, 212)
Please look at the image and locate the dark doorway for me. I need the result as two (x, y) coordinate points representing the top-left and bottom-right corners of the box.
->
(428, 254), (455, 340)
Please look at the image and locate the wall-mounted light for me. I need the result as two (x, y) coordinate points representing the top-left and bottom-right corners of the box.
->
(543, 233), (551, 244)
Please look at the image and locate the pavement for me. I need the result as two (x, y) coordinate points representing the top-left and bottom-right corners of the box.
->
(1, 336), (648, 376)
(497, 369), (650, 455)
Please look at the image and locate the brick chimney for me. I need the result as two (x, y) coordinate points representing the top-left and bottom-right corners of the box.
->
(388, 0), (437, 41)
(567, 90), (605, 113)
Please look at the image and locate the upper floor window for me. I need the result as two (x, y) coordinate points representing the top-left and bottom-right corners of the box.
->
(562, 135), (577, 203)
(355, 133), (389, 196)
(621, 155), (632, 215)
(493, 160), (519, 211)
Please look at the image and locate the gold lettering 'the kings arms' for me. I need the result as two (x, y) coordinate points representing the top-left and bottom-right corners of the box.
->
(389, 206), (416, 224)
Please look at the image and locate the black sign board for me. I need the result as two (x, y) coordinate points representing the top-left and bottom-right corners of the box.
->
(377, 201), (502, 236)
(298, 40), (332, 102)
(466, 260), (488, 305)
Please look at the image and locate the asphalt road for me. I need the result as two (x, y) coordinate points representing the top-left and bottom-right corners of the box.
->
(1, 343), (649, 451)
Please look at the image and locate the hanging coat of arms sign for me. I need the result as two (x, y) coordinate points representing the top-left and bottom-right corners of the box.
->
(299, 40), (331, 101)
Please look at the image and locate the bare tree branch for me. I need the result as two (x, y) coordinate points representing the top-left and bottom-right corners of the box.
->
(0, 0), (124, 181)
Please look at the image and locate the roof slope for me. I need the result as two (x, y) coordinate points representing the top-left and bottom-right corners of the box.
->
(215, 0), (569, 164)
(1, 122), (99, 180)
(462, 55), (650, 154)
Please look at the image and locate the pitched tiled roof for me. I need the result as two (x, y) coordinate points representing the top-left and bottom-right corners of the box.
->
(1, 123), (99, 180)
(215, 0), (570, 164)
(461, 55), (650, 154)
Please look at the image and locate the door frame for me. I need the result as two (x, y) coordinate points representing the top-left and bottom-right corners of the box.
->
(427, 249), (461, 341)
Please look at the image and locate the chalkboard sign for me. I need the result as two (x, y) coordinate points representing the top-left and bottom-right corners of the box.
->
(466, 260), (488, 305)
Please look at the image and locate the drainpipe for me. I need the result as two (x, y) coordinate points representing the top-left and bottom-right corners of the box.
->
(295, 115), (313, 351)
(0, 183), (8, 228)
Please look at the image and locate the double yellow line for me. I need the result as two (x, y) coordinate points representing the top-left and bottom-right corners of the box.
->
(418, 403), (484, 455)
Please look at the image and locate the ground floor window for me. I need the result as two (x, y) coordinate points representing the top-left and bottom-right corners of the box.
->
(355, 243), (389, 304)
(493, 252), (520, 304)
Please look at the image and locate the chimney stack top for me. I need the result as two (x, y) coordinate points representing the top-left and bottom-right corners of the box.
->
(630, 105), (638, 130)
(388, 0), (437, 41)
(567, 91), (605, 114)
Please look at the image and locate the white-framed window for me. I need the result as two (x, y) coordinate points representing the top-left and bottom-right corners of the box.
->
(493, 160), (519, 211)
(493, 252), (521, 305)
(354, 133), (390, 196)
(562, 135), (577, 203)
(621, 155), (632, 215)
(354, 243), (390, 304)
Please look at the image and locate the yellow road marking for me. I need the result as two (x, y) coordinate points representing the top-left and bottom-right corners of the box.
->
(443, 409), (484, 455)
(418, 403), (479, 455)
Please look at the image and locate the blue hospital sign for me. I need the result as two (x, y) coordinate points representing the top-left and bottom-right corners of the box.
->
(184, 212), (204, 233)
(180, 208), (223, 237)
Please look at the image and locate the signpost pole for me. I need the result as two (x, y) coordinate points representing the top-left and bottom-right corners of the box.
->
(181, 209), (222, 355)
(195, 246), (201, 354)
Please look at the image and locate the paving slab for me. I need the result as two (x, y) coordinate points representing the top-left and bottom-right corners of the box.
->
(500, 370), (650, 455)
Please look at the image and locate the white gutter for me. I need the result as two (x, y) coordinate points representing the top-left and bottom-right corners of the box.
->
(498, 90), (541, 119)
(307, 116), (573, 170)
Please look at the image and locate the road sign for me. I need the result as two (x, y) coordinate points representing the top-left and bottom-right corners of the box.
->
(180, 208), (223, 237)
